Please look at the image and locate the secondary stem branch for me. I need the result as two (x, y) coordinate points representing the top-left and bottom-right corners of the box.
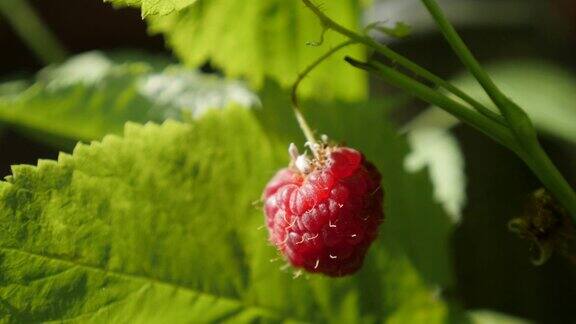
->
(291, 40), (356, 152)
(301, 0), (505, 127)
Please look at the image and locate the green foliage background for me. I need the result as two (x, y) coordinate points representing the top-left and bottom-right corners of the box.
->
(4, 0), (575, 322)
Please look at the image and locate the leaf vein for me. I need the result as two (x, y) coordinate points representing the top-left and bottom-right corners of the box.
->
(0, 246), (288, 321)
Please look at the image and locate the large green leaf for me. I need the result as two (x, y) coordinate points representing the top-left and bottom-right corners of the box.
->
(104, 0), (197, 17)
(0, 52), (258, 145)
(0, 103), (457, 322)
(147, 0), (367, 100)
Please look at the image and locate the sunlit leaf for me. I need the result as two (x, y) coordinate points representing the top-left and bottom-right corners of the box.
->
(469, 310), (531, 324)
(0, 52), (257, 144)
(147, 0), (367, 100)
(104, 0), (197, 17)
(366, 21), (412, 39)
(405, 127), (466, 221)
(0, 100), (458, 322)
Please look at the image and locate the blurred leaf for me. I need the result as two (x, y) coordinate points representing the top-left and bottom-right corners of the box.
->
(0, 80), (29, 97)
(367, 21), (412, 39)
(138, 66), (260, 120)
(0, 96), (459, 322)
(405, 127), (466, 221)
(103, 0), (197, 17)
(0, 51), (258, 145)
(469, 310), (532, 324)
(39, 51), (115, 89)
(147, 0), (367, 100)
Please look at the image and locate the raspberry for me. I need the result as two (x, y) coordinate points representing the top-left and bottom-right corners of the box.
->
(263, 143), (384, 277)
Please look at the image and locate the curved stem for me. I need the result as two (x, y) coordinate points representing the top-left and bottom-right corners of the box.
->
(291, 40), (356, 117)
(301, 0), (506, 127)
(291, 40), (357, 154)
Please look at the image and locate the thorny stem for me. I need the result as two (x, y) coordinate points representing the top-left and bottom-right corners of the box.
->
(301, 0), (506, 127)
(291, 40), (357, 156)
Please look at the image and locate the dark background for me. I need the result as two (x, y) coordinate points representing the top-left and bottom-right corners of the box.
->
(1, 0), (575, 323)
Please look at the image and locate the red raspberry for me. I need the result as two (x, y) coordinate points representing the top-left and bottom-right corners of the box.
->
(263, 143), (384, 277)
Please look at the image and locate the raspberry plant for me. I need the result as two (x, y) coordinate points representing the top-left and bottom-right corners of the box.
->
(0, 0), (575, 322)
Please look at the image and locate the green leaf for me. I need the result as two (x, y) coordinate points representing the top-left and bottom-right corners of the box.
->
(0, 52), (258, 145)
(104, 0), (197, 17)
(404, 127), (466, 221)
(0, 102), (457, 322)
(468, 310), (531, 324)
(366, 21), (412, 39)
(0, 79), (29, 98)
(147, 0), (367, 100)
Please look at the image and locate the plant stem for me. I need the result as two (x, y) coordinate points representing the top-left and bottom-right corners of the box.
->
(521, 148), (576, 218)
(291, 40), (357, 153)
(420, 0), (576, 220)
(301, 0), (506, 127)
(347, 58), (519, 152)
(291, 40), (356, 115)
(0, 0), (67, 65)
(301, 0), (576, 221)
(419, 0), (536, 142)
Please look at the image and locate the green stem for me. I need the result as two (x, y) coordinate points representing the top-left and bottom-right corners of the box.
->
(291, 40), (357, 152)
(420, 0), (576, 221)
(348, 58), (519, 153)
(520, 148), (576, 218)
(0, 0), (67, 64)
(419, 0), (536, 142)
(301, 0), (506, 127)
(292, 40), (356, 116)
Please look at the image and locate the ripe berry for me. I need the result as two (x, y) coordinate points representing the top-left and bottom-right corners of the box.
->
(263, 142), (384, 277)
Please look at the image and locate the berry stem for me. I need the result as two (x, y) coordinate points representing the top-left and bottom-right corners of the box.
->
(293, 109), (318, 151)
(291, 40), (356, 155)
